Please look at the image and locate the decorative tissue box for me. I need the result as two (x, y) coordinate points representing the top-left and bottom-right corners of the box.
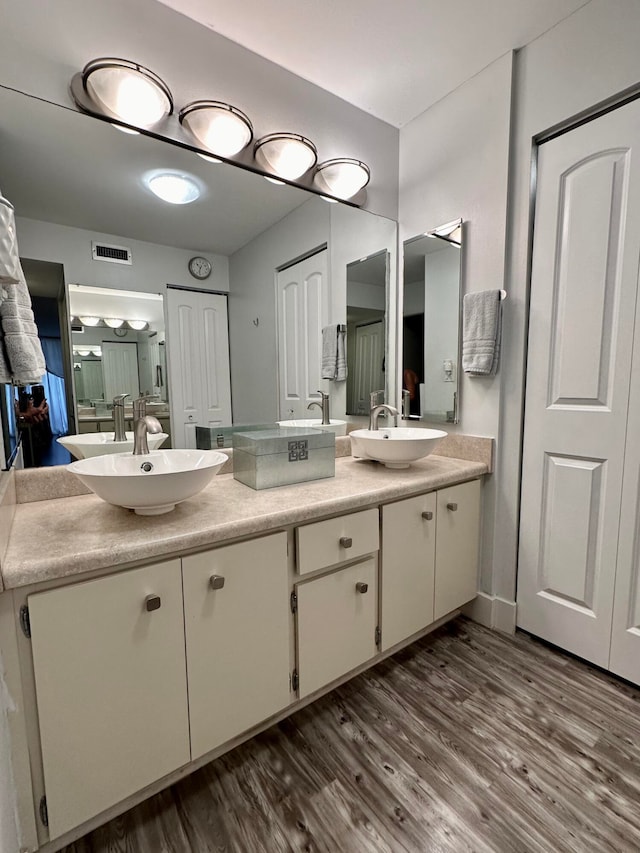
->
(232, 428), (335, 490)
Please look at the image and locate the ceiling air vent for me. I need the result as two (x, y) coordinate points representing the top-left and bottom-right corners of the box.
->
(91, 241), (132, 265)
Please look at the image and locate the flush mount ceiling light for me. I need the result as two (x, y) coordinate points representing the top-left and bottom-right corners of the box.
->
(127, 319), (149, 331)
(313, 159), (370, 201)
(103, 318), (125, 328)
(144, 170), (201, 205)
(254, 133), (317, 181)
(180, 101), (253, 159)
(73, 58), (173, 129)
(78, 316), (101, 327)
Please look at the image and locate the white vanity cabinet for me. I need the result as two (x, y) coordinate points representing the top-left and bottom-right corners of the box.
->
(434, 479), (482, 620)
(182, 533), (291, 760)
(296, 557), (378, 698)
(381, 492), (437, 651)
(294, 508), (380, 698)
(27, 559), (190, 840)
(380, 479), (481, 649)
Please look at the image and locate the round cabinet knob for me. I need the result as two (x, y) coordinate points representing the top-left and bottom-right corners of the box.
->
(421, 511), (433, 521)
(145, 594), (161, 612)
(188, 414), (194, 421)
(355, 582), (369, 594)
(210, 575), (225, 590)
(339, 537), (353, 549)
(447, 502), (458, 512)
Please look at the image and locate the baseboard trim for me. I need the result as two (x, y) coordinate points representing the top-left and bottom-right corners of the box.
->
(463, 592), (517, 634)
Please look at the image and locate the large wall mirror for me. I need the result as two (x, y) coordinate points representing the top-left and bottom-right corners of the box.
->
(402, 220), (462, 424)
(0, 86), (397, 468)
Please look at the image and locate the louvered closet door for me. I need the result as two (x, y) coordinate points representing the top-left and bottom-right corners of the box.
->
(517, 98), (640, 667)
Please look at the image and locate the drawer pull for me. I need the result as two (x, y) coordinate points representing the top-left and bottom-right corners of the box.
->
(421, 511), (433, 521)
(145, 594), (161, 612)
(447, 502), (458, 512)
(356, 582), (369, 594)
(210, 575), (226, 590)
(339, 536), (353, 548)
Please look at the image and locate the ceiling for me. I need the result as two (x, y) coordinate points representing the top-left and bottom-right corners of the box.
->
(157, 0), (590, 128)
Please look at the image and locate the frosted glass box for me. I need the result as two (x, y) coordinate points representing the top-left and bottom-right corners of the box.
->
(232, 428), (335, 490)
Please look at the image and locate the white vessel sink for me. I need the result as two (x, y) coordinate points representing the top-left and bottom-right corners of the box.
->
(57, 432), (168, 460)
(277, 419), (347, 436)
(68, 449), (228, 515)
(350, 427), (447, 468)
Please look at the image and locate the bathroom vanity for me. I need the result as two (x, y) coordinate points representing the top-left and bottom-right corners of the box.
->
(0, 447), (488, 852)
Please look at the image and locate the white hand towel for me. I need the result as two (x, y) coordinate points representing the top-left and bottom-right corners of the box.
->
(322, 325), (348, 381)
(0, 271), (46, 384)
(462, 290), (502, 376)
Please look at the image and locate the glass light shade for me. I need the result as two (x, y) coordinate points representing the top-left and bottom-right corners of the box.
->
(197, 152), (222, 164)
(254, 133), (317, 181)
(82, 59), (173, 128)
(103, 318), (124, 328)
(146, 172), (200, 205)
(180, 102), (253, 158)
(78, 316), (100, 327)
(313, 158), (370, 200)
(127, 320), (148, 331)
(90, 347), (102, 357)
(76, 349), (91, 357)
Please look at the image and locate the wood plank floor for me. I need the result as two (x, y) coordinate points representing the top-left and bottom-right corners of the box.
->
(62, 618), (640, 853)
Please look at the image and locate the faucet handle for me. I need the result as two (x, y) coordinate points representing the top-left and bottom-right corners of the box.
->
(370, 389), (384, 408)
(316, 390), (329, 400)
(113, 393), (129, 405)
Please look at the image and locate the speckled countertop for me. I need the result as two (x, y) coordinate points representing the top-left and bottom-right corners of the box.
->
(2, 455), (486, 590)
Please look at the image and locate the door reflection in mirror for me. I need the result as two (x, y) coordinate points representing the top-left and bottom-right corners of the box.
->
(402, 221), (462, 424)
(346, 251), (388, 416)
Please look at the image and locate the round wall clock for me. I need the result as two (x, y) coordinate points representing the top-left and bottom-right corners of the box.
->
(114, 327), (128, 338)
(188, 256), (212, 280)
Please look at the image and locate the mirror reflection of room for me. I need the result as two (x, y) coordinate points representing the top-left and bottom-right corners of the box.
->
(402, 221), (462, 424)
(345, 251), (388, 416)
(0, 84), (397, 469)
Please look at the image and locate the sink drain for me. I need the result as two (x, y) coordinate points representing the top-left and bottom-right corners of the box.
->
(140, 461), (154, 473)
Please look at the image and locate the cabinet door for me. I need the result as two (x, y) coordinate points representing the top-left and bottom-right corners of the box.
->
(381, 493), (436, 651)
(297, 558), (377, 699)
(183, 533), (290, 760)
(28, 560), (189, 840)
(434, 479), (481, 620)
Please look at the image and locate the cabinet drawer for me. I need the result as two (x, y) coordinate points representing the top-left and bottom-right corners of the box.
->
(296, 558), (377, 698)
(296, 508), (379, 575)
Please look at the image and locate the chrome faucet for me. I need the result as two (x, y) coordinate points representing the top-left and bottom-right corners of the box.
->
(402, 389), (411, 419)
(112, 393), (129, 442)
(132, 396), (163, 455)
(307, 390), (330, 425)
(369, 403), (399, 431)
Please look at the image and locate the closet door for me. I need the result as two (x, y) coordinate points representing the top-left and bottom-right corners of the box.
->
(276, 250), (328, 420)
(609, 278), (640, 683)
(517, 98), (640, 667)
(167, 288), (231, 447)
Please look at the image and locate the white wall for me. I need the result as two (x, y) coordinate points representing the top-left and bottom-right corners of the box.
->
(497, 0), (640, 608)
(15, 218), (229, 295)
(399, 52), (513, 598)
(0, 0), (399, 220)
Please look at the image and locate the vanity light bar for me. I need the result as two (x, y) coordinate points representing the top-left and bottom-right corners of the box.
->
(71, 59), (371, 203)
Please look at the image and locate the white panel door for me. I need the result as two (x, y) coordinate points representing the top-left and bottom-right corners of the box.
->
(276, 250), (328, 419)
(352, 321), (385, 416)
(518, 99), (640, 667)
(101, 341), (139, 401)
(167, 288), (231, 448)
(610, 261), (640, 683)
